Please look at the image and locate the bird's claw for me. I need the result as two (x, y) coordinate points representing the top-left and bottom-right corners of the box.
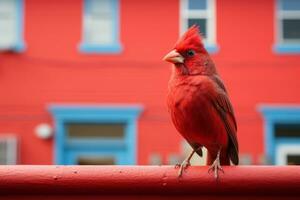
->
(177, 160), (190, 177)
(174, 163), (181, 169)
(208, 159), (224, 179)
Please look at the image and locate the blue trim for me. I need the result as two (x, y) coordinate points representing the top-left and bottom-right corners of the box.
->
(258, 105), (300, 164)
(273, 44), (300, 54)
(48, 104), (143, 165)
(15, 0), (25, 52)
(279, 0), (300, 11)
(188, 0), (207, 10)
(276, 138), (300, 145)
(264, 120), (274, 163)
(54, 120), (65, 164)
(79, 43), (122, 53)
(205, 44), (219, 54)
(79, 0), (122, 54)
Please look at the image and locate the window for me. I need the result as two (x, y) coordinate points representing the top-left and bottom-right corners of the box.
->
(0, 136), (18, 164)
(259, 105), (300, 165)
(0, 0), (24, 52)
(276, 144), (300, 165)
(80, 0), (122, 53)
(49, 105), (143, 165)
(180, 0), (218, 53)
(274, 0), (300, 53)
(67, 123), (125, 139)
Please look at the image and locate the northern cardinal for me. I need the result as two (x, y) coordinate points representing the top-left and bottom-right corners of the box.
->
(163, 25), (239, 178)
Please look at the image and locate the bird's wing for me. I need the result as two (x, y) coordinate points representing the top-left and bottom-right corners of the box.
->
(210, 75), (237, 130)
(210, 88), (239, 165)
(211, 74), (228, 93)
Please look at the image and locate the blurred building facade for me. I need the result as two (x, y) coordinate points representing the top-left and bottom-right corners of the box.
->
(0, 0), (300, 165)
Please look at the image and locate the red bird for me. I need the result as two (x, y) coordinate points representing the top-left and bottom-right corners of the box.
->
(163, 25), (239, 178)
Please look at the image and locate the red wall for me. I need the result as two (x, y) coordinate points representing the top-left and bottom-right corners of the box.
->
(0, 0), (300, 164)
(216, 0), (300, 161)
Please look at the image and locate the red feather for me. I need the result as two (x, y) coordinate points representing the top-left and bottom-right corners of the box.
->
(175, 25), (208, 55)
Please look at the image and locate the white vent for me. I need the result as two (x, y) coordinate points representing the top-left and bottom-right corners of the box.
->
(0, 136), (18, 165)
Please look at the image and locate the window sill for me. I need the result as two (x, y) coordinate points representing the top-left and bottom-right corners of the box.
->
(0, 42), (25, 53)
(273, 44), (300, 54)
(79, 43), (122, 54)
(205, 44), (219, 54)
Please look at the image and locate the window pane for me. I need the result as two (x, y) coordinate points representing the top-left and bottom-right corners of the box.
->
(188, 0), (207, 10)
(77, 156), (115, 165)
(90, 0), (111, 16)
(282, 19), (300, 40)
(0, 0), (17, 47)
(67, 123), (125, 139)
(188, 18), (206, 37)
(85, 0), (114, 45)
(281, 0), (300, 11)
(287, 155), (300, 165)
(275, 123), (300, 137)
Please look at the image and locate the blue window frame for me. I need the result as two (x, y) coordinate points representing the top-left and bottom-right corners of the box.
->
(79, 0), (122, 53)
(49, 105), (143, 165)
(274, 0), (300, 54)
(188, 0), (207, 10)
(0, 0), (25, 52)
(259, 105), (300, 165)
(180, 0), (219, 53)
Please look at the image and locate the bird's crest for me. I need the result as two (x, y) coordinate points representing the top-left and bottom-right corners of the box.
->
(175, 25), (206, 53)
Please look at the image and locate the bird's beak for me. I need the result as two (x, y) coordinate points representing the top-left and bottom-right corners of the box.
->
(163, 50), (184, 64)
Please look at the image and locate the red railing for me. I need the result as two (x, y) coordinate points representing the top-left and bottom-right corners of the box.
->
(0, 165), (299, 199)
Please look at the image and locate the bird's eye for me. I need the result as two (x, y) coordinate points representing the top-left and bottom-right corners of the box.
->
(187, 50), (195, 57)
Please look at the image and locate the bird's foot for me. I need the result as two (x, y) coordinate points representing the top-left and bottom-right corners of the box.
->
(177, 160), (191, 178)
(208, 158), (224, 179)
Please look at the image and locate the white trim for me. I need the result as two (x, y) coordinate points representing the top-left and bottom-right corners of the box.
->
(207, 0), (216, 45)
(275, 0), (281, 44)
(179, 0), (187, 36)
(180, 0), (216, 45)
(276, 144), (300, 165)
(182, 11), (208, 18)
(278, 11), (300, 18)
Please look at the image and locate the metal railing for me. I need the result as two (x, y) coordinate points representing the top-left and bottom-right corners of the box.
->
(0, 165), (299, 199)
